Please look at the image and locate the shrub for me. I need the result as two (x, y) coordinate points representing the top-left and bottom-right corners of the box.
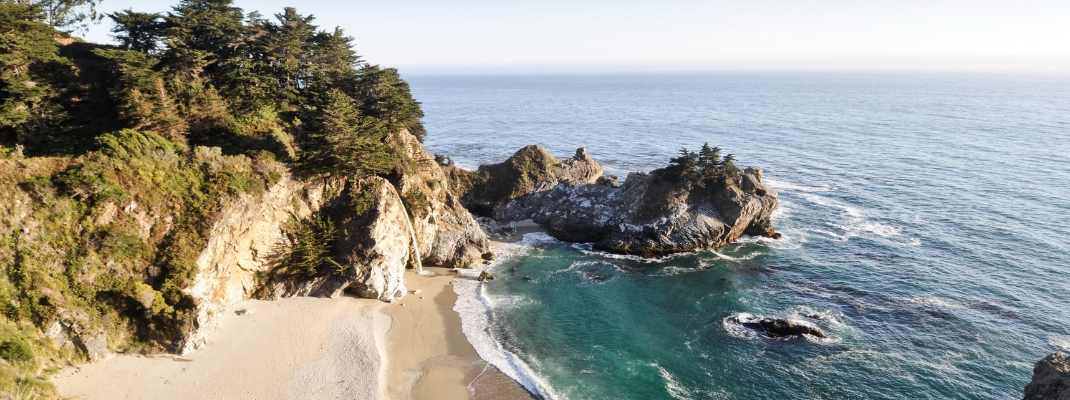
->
(0, 339), (33, 362)
(401, 187), (429, 219)
(280, 215), (341, 277)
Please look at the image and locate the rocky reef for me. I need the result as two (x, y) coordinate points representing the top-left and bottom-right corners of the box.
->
(1025, 352), (1070, 400)
(448, 146), (779, 256)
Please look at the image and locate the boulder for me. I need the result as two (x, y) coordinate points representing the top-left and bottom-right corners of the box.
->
(478, 271), (495, 282)
(1025, 352), (1070, 400)
(742, 318), (826, 338)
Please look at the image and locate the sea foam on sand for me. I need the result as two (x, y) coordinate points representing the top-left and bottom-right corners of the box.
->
(454, 232), (563, 400)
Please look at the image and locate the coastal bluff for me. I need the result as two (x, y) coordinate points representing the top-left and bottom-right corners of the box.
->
(447, 145), (780, 256)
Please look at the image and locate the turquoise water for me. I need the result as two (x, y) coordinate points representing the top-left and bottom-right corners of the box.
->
(411, 74), (1070, 399)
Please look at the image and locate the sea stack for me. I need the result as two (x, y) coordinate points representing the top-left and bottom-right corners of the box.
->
(447, 145), (779, 256)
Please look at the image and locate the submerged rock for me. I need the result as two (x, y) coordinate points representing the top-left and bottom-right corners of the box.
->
(1024, 352), (1070, 400)
(742, 318), (826, 338)
(448, 145), (779, 256)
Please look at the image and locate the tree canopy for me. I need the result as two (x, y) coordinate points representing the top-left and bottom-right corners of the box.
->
(664, 142), (741, 187)
(1, 0), (426, 175)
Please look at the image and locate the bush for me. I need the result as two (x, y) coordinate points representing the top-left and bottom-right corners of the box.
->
(0, 339), (33, 362)
(280, 215), (341, 277)
(401, 187), (429, 219)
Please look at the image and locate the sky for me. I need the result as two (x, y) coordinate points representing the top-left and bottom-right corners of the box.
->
(80, 0), (1070, 75)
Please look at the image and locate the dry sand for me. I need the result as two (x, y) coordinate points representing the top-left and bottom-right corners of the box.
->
(53, 296), (389, 399)
(54, 225), (545, 399)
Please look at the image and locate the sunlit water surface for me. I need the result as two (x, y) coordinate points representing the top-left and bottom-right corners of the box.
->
(409, 73), (1070, 399)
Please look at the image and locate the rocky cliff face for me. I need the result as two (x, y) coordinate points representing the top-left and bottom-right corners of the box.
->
(180, 131), (490, 352)
(387, 130), (491, 267)
(451, 146), (779, 256)
(181, 174), (329, 352)
(259, 177), (414, 302)
(1025, 352), (1070, 400)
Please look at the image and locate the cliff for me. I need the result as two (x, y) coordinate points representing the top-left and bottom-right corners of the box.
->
(1025, 352), (1070, 400)
(0, 129), (490, 391)
(449, 146), (779, 256)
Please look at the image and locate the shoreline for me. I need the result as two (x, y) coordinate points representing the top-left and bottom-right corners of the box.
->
(384, 267), (535, 400)
(53, 229), (545, 399)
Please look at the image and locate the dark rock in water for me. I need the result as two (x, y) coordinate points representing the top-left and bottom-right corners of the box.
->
(478, 271), (495, 282)
(1024, 351), (1070, 400)
(522, 276), (532, 281)
(585, 269), (612, 282)
(805, 313), (822, 320)
(447, 145), (779, 257)
(508, 267), (517, 273)
(742, 318), (826, 338)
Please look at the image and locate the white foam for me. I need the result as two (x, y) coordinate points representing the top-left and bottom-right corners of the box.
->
(453, 232), (564, 400)
(571, 243), (686, 264)
(653, 362), (695, 400)
(790, 191), (904, 241)
(1048, 335), (1070, 350)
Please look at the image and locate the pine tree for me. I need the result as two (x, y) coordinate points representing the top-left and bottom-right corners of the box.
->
(0, 1), (69, 147)
(720, 154), (740, 182)
(299, 89), (395, 176)
(355, 65), (426, 141)
(108, 10), (166, 54)
(667, 147), (699, 182)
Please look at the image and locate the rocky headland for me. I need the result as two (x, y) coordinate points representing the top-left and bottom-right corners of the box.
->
(1025, 352), (1070, 400)
(447, 145), (780, 256)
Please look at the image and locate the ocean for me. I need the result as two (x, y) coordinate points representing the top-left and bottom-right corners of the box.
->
(409, 73), (1070, 399)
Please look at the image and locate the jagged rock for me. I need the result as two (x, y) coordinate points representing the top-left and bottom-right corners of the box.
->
(182, 172), (330, 353)
(1025, 352), (1070, 400)
(46, 309), (113, 362)
(478, 271), (495, 281)
(596, 175), (619, 187)
(387, 129), (490, 268)
(265, 177), (412, 302)
(742, 318), (826, 338)
(453, 146), (779, 256)
(447, 146), (602, 217)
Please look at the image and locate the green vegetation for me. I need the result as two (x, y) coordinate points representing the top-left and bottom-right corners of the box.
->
(401, 187), (430, 219)
(448, 145), (562, 215)
(0, 0), (428, 396)
(433, 153), (454, 167)
(276, 214), (341, 277)
(661, 143), (741, 187)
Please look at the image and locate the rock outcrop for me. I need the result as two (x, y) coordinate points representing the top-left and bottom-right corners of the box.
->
(260, 177), (414, 302)
(1025, 352), (1070, 400)
(741, 318), (826, 338)
(450, 146), (779, 256)
(387, 129), (491, 267)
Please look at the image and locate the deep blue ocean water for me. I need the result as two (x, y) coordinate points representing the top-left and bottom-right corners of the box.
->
(409, 73), (1070, 399)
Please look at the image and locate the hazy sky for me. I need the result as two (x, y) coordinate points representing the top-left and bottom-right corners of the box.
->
(81, 0), (1070, 75)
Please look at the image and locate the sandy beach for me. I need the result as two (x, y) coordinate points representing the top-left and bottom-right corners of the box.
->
(384, 268), (534, 400)
(54, 236), (540, 399)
